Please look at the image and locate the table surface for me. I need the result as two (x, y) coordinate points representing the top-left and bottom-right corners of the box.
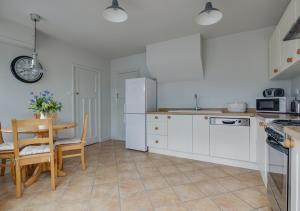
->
(1, 122), (76, 133)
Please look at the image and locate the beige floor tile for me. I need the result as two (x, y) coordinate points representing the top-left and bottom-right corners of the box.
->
(118, 170), (140, 180)
(176, 163), (196, 172)
(61, 185), (92, 202)
(184, 170), (211, 183)
(195, 180), (228, 197)
(211, 193), (253, 211)
(233, 186), (270, 208)
(121, 191), (153, 211)
(143, 176), (169, 190)
(254, 207), (272, 211)
(220, 165), (253, 176)
(119, 178), (145, 197)
(117, 162), (137, 172)
(138, 166), (161, 178)
(234, 172), (264, 187)
(173, 183), (205, 202)
(147, 187), (180, 208)
(192, 161), (217, 169)
(89, 197), (121, 211)
(158, 165), (179, 175)
(183, 198), (220, 211)
(25, 203), (57, 211)
(217, 176), (248, 191)
(155, 204), (188, 211)
(91, 183), (119, 199)
(201, 167), (229, 178)
(164, 173), (191, 186)
(55, 201), (89, 211)
(94, 174), (118, 185)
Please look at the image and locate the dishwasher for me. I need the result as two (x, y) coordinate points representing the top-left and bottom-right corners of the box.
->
(209, 117), (250, 161)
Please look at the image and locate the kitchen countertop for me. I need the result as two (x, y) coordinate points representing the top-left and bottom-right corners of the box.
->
(148, 108), (256, 116)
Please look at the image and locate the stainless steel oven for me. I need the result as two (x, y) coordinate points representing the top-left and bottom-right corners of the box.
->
(266, 130), (290, 211)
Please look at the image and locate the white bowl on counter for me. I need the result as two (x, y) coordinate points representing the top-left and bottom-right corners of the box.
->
(227, 102), (247, 113)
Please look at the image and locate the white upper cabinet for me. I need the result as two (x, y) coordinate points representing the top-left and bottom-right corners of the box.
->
(269, 27), (281, 78)
(270, 0), (300, 79)
(167, 115), (193, 153)
(146, 34), (203, 83)
(192, 116), (210, 155)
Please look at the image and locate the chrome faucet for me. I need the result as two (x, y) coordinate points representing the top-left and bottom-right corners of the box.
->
(194, 94), (200, 110)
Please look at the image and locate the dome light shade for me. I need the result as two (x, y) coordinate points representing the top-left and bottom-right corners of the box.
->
(196, 2), (223, 26)
(103, 0), (128, 23)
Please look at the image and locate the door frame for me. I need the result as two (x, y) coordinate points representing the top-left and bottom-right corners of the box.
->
(72, 64), (102, 144)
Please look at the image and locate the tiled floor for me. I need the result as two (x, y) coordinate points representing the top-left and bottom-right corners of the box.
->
(0, 140), (272, 211)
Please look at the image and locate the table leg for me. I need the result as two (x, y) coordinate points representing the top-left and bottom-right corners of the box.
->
(57, 169), (66, 177)
(24, 164), (42, 187)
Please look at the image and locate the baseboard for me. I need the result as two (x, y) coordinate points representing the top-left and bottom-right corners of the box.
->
(149, 147), (258, 170)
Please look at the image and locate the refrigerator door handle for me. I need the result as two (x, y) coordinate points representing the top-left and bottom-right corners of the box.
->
(124, 104), (126, 114)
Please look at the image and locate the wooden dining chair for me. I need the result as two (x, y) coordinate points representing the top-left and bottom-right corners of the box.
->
(12, 118), (57, 198)
(0, 122), (15, 182)
(56, 113), (88, 171)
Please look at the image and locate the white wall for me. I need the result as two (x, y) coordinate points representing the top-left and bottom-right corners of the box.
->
(110, 27), (292, 139)
(0, 32), (111, 140)
(291, 75), (300, 98)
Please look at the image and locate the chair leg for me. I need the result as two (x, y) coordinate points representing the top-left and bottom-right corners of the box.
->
(81, 147), (86, 170)
(21, 166), (27, 182)
(10, 160), (16, 184)
(1, 159), (6, 176)
(54, 150), (58, 177)
(50, 155), (56, 191)
(58, 148), (63, 170)
(15, 162), (22, 198)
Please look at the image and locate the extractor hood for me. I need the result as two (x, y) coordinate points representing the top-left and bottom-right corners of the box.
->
(284, 16), (300, 41)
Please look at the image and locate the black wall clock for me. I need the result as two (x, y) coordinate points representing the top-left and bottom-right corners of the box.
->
(10, 56), (43, 83)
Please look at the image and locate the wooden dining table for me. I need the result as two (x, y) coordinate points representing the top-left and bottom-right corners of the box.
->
(1, 122), (77, 187)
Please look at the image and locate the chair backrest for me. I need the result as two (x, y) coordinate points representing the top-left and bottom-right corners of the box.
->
(81, 113), (88, 145)
(12, 118), (54, 158)
(0, 122), (3, 144)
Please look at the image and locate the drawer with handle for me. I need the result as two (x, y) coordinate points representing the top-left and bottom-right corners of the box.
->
(147, 135), (167, 149)
(147, 122), (167, 135)
(147, 114), (168, 123)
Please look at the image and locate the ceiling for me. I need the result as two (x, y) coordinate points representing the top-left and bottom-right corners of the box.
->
(0, 0), (289, 59)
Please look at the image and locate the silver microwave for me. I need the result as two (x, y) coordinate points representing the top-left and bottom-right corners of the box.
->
(256, 97), (293, 113)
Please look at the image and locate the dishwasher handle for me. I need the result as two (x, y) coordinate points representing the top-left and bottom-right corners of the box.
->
(222, 120), (236, 125)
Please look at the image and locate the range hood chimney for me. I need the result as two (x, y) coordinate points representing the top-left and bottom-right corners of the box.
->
(284, 16), (300, 41)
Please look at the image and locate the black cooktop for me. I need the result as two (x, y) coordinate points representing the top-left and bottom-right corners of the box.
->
(272, 120), (300, 126)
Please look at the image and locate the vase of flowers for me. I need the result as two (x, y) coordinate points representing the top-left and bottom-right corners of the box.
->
(29, 91), (63, 129)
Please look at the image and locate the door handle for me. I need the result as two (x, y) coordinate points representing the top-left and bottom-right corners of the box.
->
(222, 120), (235, 124)
(76, 92), (80, 95)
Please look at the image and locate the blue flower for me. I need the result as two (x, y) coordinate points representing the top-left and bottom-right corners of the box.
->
(30, 99), (35, 103)
(44, 90), (50, 95)
(59, 102), (62, 106)
(34, 95), (38, 99)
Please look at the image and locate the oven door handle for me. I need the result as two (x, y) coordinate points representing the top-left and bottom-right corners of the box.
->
(266, 137), (289, 155)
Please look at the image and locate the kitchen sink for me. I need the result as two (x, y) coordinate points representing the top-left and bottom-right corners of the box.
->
(168, 109), (223, 114)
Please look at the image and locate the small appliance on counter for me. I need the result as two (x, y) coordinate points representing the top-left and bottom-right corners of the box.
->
(257, 88), (294, 113)
(291, 99), (300, 116)
(263, 88), (285, 97)
(227, 101), (247, 113)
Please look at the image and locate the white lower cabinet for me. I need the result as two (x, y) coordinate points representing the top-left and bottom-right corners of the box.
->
(192, 116), (209, 155)
(291, 138), (300, 211)
(167, 115), (193, 153)
(147, 134), (167, 149)
(256, 119), (268, 186)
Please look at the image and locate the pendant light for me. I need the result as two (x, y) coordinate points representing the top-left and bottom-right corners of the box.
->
(196, 1), (223, 26)
(30, 13), (44, 74)
(103, 0), (128, 23)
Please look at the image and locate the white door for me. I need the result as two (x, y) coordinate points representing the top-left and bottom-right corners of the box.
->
(193, 115), (210, 155)
(291, 137), (300, 211)
(167, 115), (193, 153)
(113, 71), (139, 140)
(256, 119), (268, 186)
(74, 65), (100, 145)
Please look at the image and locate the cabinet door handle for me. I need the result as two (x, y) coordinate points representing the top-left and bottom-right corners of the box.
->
(284, 138), (295, 148)
(167, 116), (171, 119)
(154, 127), (159, 130)
(273, 69), (278, 73)
(155, 116), (158, 119)
(155, 140), (159, 144)
(259, 122), (267, 128)
(204, 116), (208, 120)
(287, 57), (293, 63)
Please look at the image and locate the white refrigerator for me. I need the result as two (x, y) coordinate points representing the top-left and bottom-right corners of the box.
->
(125, 78), (157, 151)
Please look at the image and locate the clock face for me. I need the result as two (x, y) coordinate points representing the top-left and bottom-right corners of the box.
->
(10, 56), (43, 83)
